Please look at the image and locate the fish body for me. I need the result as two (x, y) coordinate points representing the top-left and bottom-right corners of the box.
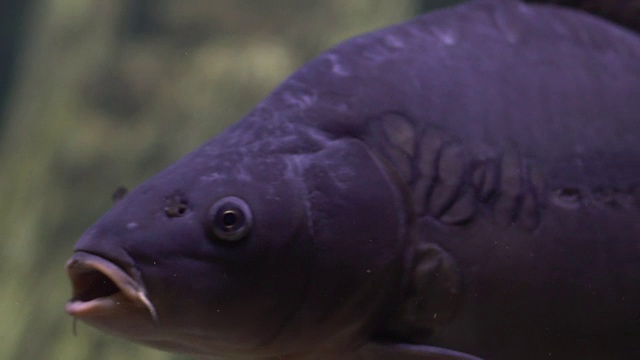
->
(66, 0), (640, 359)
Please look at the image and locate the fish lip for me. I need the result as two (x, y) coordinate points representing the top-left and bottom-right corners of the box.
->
(65, 251), (158, 323)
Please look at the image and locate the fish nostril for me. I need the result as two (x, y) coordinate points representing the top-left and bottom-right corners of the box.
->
(71, 270), (120, 302)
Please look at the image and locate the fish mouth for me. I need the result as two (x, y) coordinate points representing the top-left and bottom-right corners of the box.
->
(65, 251), (158, 324)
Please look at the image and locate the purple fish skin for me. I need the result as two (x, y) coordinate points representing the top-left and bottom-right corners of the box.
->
(65, 1), (640, 359)
(526, 0), (640, 32)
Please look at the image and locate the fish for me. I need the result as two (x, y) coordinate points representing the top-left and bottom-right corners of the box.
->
(65, 0), (640, 359)
(525, 0), (640, 33)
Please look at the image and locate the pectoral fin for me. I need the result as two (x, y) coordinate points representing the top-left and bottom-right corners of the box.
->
(356, 342), (484, 360)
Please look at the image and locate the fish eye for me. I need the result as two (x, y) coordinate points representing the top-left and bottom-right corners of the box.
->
(210, 196), (252, 241)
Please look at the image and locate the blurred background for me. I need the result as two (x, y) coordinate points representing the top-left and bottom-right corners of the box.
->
(0, 0), (463, 359)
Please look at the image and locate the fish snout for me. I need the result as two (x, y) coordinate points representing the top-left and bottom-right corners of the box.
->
(65, 252), (158, 327)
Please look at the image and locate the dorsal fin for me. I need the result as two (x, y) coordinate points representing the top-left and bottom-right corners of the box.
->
(525, 0), (640, 33)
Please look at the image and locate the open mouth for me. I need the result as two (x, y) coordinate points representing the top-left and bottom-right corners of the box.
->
(66, 251), (158, 323)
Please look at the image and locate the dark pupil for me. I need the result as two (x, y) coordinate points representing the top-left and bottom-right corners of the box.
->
(221, 210), (240, 229)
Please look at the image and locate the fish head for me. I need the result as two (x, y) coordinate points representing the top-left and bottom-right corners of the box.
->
(65, 135), (411, 357)
(66, 144), (318, 355)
